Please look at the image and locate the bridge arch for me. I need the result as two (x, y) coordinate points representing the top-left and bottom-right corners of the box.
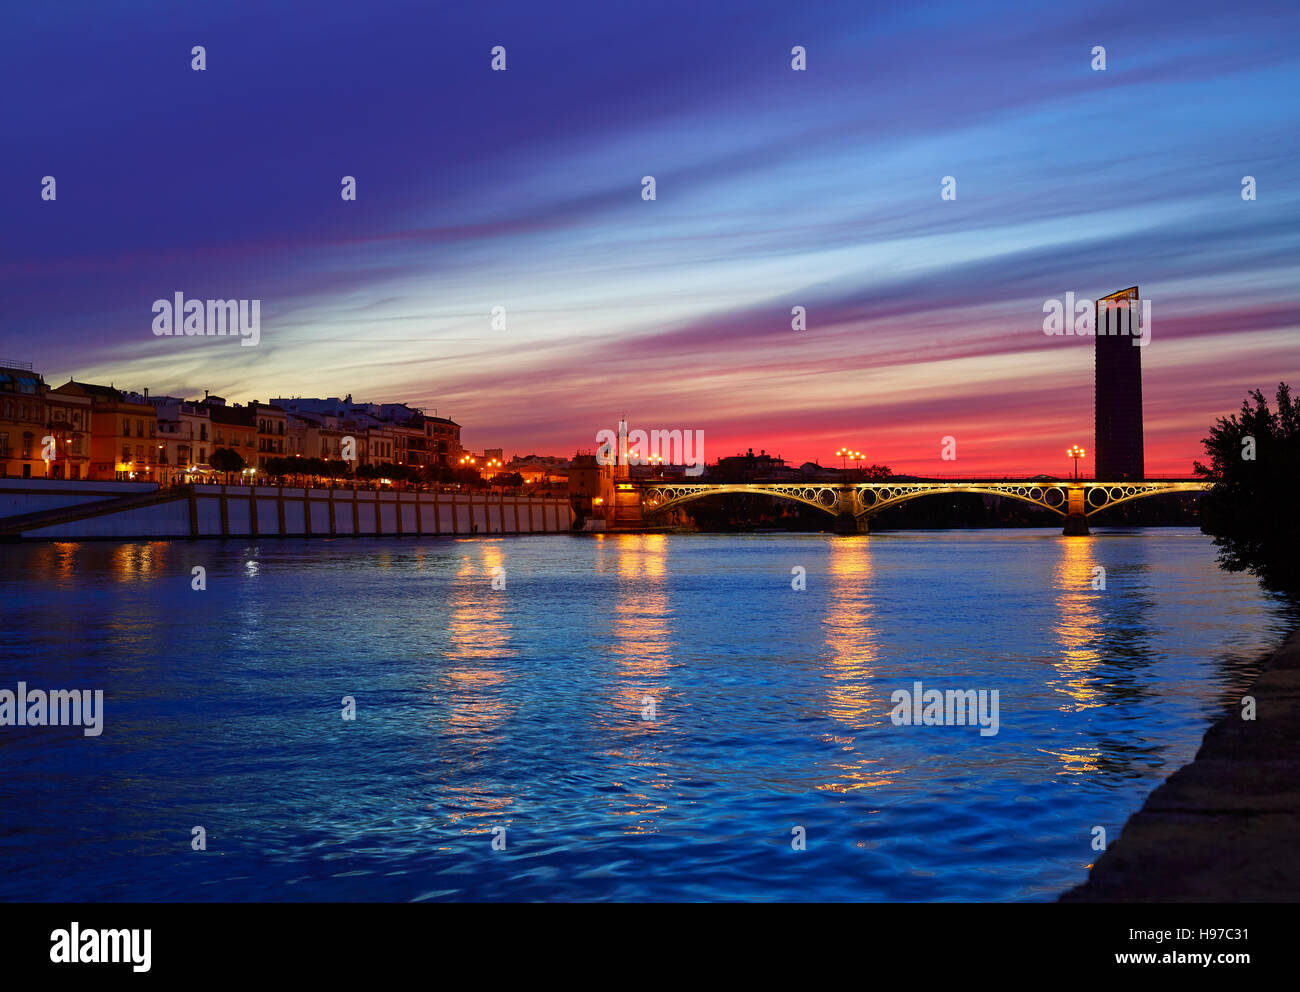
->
(853, 483), (1067, 518)
(1081, 481), (1210, 516)
(641, 483), (843, 517)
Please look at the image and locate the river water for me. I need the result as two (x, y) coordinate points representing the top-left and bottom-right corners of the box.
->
(0, 528), (1293, 901)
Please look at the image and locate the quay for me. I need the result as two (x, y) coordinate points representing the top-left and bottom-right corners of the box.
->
(0, 479), (574, 540)
(1062, 625), (1300, 901)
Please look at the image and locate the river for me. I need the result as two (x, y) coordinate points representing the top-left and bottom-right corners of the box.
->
(0, 528), (1293, 901)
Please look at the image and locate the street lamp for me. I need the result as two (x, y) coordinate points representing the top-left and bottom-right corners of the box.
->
(836, 446), (865, 470)
(1067, 444), (1085, 480)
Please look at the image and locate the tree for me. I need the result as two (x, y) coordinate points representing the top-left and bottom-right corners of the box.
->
(210, 447), (245, 483)
(420, 464), (453, 486)
(1194, 383), (1299, 592)
(263, 456), (293, 480)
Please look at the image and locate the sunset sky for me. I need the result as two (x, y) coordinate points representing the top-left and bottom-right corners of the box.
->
(2, 0), (1297, 475)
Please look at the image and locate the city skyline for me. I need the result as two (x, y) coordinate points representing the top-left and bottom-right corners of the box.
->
(3, 1), (1298, 475)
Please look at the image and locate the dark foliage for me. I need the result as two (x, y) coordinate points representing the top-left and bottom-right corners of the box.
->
(1194, 383), (1300, 592)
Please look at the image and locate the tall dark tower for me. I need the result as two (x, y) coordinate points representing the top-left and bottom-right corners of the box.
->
(1094, 286), (1144, 480)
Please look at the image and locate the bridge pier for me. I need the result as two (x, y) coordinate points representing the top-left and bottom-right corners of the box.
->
(1062, 484), (1089, 535)
(833, 512), (868, 535)
(1062, 513), (1090, 536)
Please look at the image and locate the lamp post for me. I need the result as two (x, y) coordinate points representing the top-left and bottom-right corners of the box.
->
(1067, 444), (1085, 481)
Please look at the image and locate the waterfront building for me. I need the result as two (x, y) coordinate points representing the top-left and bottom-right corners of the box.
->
(425, 416), (463, 467)
(567, 451), (602, 515)
(363, 422), (396, 466)
(50, 380), (158, 481)
(287, 411), (347, 463)
(508, 454), (569, 485)
(0, 361), (48, 479)
(271, 395), (462, 469)
(151, 396), (212, 484)
(202, 398), (258, 472)
(285, 414), (309, 460)
(249, 401), (288, 470)
(1094, 286), (1145, 480)
(708, 449), (792, 482)
(391, 416), (427, 468)
(43, 387), (92, 480)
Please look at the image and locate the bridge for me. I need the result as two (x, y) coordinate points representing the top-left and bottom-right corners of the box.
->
(634, 479), (1213, 534)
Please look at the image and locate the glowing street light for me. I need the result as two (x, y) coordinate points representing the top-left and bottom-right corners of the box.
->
(1067, 444), (1085, 480)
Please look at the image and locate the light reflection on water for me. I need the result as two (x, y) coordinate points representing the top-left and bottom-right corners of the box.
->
(820, 538), (896, 795)
(0, 529), (1294, 902)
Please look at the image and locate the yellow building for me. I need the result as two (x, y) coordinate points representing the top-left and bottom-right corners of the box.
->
(44, 389), (93, 480)
(50, 381), (159, 481)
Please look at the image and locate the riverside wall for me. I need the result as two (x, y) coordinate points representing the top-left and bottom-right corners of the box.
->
(0, 480), (574, 539)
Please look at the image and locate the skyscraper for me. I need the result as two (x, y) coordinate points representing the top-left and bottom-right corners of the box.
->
(1094, 286), (1144, 480)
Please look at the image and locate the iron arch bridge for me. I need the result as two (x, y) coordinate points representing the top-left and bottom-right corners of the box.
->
(638, 480), (1212, 530)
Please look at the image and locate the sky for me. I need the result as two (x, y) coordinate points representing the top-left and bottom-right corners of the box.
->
(1, 0), (1297, 476)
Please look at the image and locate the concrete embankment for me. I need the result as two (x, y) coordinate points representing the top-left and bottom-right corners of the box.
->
(1062, 625), (1300, 902)
(0, 479), (574, 539)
